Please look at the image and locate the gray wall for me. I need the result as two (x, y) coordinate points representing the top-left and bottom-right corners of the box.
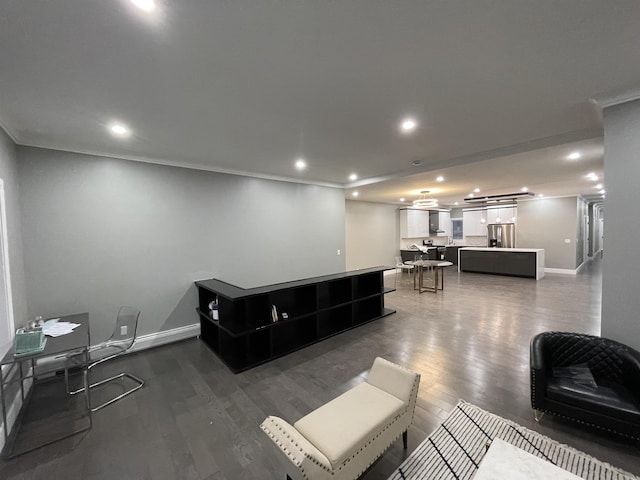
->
(601, 99), (640, 351)
(345, 200), (398, 270)
(516, 197), (579, 270)
(17, 146), (346, 342)
(0, 129), (27, 343)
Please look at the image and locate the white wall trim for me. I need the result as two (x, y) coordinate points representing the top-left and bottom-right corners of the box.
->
(544, 267), (578, 275)
(591, 85), (640, 109)
(131, 323), (200, 352)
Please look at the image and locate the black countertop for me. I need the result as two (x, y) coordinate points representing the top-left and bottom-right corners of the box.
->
(196, 266), (392, 300)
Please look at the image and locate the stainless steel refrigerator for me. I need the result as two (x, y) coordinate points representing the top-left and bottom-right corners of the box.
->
(487, 223), (515, 248)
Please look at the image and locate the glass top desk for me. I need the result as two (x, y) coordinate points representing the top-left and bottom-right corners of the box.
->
(0, 312), (92, 458)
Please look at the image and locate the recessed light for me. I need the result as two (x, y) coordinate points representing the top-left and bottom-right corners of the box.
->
(295, 158), (306, 170)
(538, 194), (544, 198)
(599, 189), (606, 194)
(567, 151), (581, 160)
(131, 0), (156, 12)
(473, 188), (480, 193)
(436, 176), (444, 182)
(400, 117), (417, 133)
(349, 173), (358, 181)
(352, 191), (359, 197)
(109, 123), (130, 137)
(595, 184), (602, 189)
(586, 172), (598, 181)
(399, 197), (405, 202)
(521, 187), (528, 192)
(468, 193), (474, 198)
(454, 202), (459, 206)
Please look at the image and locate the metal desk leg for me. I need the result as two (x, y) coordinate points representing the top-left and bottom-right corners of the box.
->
(0, 367), (7, 444)
(18, 361), (24, 401)
(83, 351), (93, 428)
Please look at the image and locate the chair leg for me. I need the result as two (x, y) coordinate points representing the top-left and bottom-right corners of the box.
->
(534, 410), (544, 422)
(402, 430), (408, 449)
(88, 372), (145, 412)
(65, 368), (144, 412)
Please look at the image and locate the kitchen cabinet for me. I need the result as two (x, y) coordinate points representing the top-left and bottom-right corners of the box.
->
(400, 208), (430, 238)
(463, 209), (487, 236)
(486, 206), (516, 224)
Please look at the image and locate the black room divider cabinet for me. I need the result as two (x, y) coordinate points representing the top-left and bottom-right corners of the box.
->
(195, 267), (395, 372)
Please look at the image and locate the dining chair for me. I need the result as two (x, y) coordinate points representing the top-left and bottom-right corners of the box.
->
(65, 306), (144, 412)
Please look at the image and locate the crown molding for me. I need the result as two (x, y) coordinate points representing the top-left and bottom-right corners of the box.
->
(590, 85), (640, 109)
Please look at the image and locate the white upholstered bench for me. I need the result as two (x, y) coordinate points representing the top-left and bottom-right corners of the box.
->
(260, 357), (421, 480)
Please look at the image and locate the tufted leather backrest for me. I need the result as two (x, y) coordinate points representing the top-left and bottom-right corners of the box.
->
(539, 331), (631, 383)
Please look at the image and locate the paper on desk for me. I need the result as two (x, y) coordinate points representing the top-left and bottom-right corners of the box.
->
(43, 319), (80, 337)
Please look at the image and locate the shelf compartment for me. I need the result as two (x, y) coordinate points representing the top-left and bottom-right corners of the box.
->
(218, 294), (271, 333)
(269, 285), (317, 320)
(317, 278), (352, 309)
(271, 315), (317, 357)
(318, 305), (352, 338)
(353, 295), (383, 325)
(353, 272), (383, 299)
(200, 316), (220, 354)
(219, 329), (271, 372)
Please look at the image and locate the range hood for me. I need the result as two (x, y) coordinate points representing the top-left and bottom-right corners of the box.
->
(464, 192), (535, 203)
(429, 211), (445, 234)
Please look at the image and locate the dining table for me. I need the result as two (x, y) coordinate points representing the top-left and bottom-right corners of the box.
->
(405, 260), (454, 293)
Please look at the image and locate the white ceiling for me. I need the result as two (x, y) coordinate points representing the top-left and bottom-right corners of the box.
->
(1, 1), (638, 205)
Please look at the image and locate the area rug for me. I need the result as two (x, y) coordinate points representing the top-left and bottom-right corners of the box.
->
(387, 400), (639, 480)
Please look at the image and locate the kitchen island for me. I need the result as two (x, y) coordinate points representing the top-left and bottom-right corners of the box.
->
(458, 247), (545, 280)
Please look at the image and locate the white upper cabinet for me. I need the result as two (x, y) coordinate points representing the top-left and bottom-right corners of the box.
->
(400, 208), (430, 238)
(462, 209), (487, 236)
(486, 206), (517, 224)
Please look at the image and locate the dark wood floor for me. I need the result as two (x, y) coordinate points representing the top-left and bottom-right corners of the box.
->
(2, 256), (639, 479)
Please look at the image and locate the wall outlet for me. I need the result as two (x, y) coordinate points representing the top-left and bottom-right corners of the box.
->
(337, 249), (341, 255)
(120, 325), (127, 336)
(564, 238), (571, 244)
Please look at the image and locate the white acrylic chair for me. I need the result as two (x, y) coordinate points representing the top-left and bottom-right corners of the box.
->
(65, 306), (144, 412)
(395, 256), (414, 276)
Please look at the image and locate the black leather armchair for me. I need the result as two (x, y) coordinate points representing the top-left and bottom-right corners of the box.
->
(530, 331), (640, 440)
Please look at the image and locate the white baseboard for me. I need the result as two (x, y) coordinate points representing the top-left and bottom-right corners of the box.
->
(544, 267), (578, 275)
(131, 323), (200, 352)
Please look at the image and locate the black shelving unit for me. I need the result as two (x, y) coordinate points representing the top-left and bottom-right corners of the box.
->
(195, 267), (395, 373)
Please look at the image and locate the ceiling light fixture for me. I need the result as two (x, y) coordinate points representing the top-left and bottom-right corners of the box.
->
(131, 0), (156, 12)
(521, 187), (528, 192)
(109, 123), (130, 137)
(399, 197), (405, 202)
(538, 194), (544, 198)
(352, 191), (359, 197)
(295, 158), (306, 170)
(436, 176), (444, 182)
(586, 172), (599, 181)
(349, 173), (358, 181)
(400, 118), (417, 133)
(473, 188), (480, 193)
(595, 184), (603, 189)
(464, 192), (536, 203)
(567, 151), (581, 160)
(599, 189), (606, 194)
(412, 190), (438, 209)
(454, 202), (459, 206)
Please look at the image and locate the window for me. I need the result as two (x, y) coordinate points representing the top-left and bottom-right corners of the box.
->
(452, 219), (463, 240)
(0, 179), (14, 358)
